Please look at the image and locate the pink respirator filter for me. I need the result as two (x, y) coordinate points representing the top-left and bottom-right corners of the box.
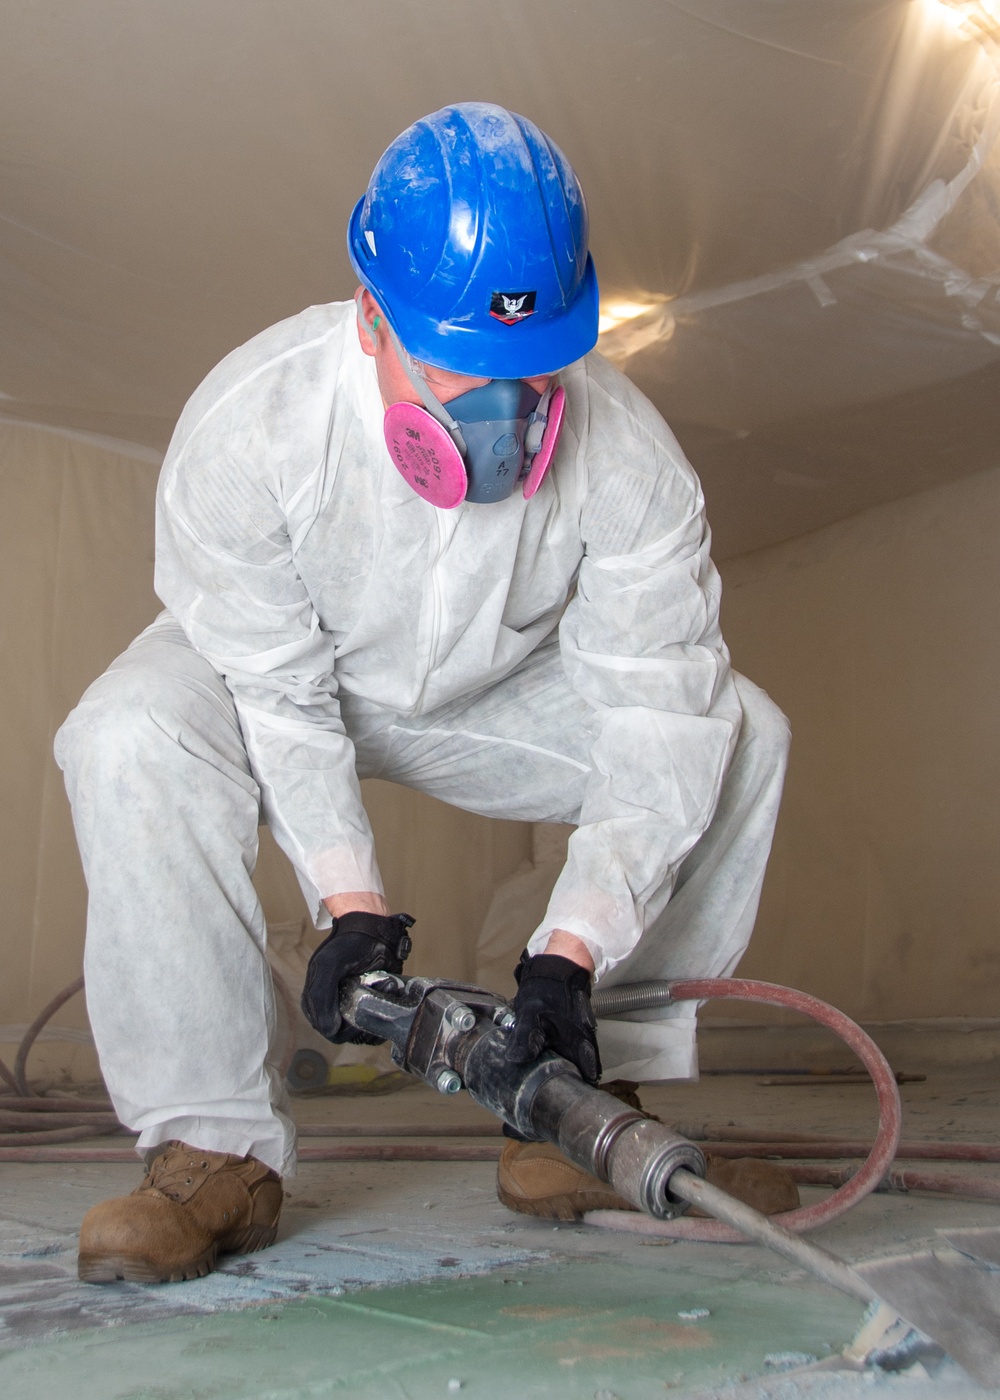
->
(383, 402), (468, 509)
(522, 386), (566, 500)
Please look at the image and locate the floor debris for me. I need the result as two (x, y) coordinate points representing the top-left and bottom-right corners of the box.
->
(1, 1064), (998, 1395)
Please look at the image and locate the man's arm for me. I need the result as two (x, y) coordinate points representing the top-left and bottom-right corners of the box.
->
(539, 930), (594, 972)
(527, 356), (743, 983)
(155, 334), (385, 929)
(324, 893), (593, 971)
(323, 892), (390, 919)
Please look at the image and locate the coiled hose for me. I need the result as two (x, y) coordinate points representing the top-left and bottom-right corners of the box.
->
(588, 976), (903, 1241)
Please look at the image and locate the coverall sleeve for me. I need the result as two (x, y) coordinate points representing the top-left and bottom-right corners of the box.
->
(529, 360), (744, 979)
(154, 398), (381, 927)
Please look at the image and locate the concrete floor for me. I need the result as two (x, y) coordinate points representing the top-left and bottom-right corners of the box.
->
(1, 1063), (999, 1397)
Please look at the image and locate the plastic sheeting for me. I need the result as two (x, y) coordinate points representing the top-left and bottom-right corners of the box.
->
(4, 2), (1000, 1050)
(1, 1), (999, 557)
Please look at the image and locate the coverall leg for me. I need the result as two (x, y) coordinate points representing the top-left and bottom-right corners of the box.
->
(55, 615), (298, 1174)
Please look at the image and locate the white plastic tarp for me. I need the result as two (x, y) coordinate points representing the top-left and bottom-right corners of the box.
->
(1, 1), (999, 556)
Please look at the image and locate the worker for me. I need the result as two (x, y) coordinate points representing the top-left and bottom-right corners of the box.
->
(55, 103), (792, 1285)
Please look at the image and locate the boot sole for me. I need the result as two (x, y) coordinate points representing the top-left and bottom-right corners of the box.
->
(220, 1222), (279, 1255)
(78, 1224), (278, 1284)
(78, 1247), (217, 1284)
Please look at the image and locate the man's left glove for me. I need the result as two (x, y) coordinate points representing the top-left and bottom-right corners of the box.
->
(504, 950), (602, 1085)
(301, 911), (415, 1045)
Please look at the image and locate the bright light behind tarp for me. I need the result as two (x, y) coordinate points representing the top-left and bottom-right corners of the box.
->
(924, 0), (1000, 40)
(597, 299), (661, 335)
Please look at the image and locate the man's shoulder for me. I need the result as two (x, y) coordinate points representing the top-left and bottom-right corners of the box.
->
(169, 301), (355, 450)
(197, 300), (353, 399)
(564, 351), (704, 557)
(570, 349), (696, 483)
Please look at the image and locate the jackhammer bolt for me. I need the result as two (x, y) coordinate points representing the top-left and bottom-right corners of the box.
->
(445, 1003), (477, 1034)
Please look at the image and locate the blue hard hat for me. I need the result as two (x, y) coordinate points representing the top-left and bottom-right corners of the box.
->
(348, 103), (599, 379)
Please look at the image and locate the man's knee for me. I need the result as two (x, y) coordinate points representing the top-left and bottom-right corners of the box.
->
(732, 672), (791, 770)
(55, 650), (242, 787)
(59, 666), (180, 781)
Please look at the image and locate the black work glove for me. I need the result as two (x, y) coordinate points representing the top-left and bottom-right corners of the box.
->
(301, 911), (415, 1045)
(504, 950), (602, 1085)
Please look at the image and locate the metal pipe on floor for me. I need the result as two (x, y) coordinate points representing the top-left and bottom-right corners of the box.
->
(295, 1122), (502, 1137)
(0, 1143), (504, 1164)
(0, 1096), (114, 1111)
(0, 1110), (123, 1131)
(0, 1126), (131, 1148)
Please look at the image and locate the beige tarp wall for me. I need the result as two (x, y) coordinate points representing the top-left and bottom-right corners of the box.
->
(3, 415), (997, 1077)
(718, 462), (1000, 1023)
(0, 422), (161, 1078)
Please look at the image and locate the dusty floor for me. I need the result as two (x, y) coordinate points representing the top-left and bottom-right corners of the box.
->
(1, 1063), (999, 1397)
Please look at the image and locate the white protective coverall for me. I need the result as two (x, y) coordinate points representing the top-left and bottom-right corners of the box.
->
(55, 300), (789, 1177)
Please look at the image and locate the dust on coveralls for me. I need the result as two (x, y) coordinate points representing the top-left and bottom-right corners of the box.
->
(55, 301), (789, 1177)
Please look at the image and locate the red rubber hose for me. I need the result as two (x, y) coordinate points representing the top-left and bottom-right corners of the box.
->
(788, 1162), (1000, 1204)
(692, 1139), (1000, 1162)
(588, 977), (902, 1242)
(13, 975), (85, 1096)
(673, 1123), (1000, 1162)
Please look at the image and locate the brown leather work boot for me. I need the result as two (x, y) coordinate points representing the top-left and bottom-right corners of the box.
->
(690, 1154), (800, 1217)
(497, 1139), (799, 1221)
(497, 1138), (635, 1221)
(496, 1078), (800, 1222)
(78, 1141), (283, 1284)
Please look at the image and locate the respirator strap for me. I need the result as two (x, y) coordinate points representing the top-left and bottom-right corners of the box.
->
(523, 384), (553, 462)
(355, 291), (469, 456)
(384, 320), (469, 456)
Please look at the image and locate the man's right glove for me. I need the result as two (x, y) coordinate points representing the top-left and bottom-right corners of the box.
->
(301, 911), (415, 1045)
(504, 950), (602, 1085)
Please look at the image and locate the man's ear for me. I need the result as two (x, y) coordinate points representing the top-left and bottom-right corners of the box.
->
(356, 288), (383, 357)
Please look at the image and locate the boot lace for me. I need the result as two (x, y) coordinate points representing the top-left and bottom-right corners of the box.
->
(142, 1145), (216, 1200)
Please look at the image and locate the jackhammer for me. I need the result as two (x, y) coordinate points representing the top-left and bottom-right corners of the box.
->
(340, 969), (882, 1307)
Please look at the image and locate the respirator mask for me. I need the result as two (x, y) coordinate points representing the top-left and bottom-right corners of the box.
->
(359, 296), (565, 509)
